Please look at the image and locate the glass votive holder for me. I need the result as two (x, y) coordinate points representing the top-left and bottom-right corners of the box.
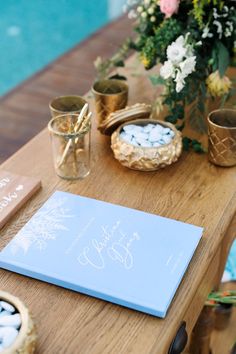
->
(49, 95), (87, 118)
(48, 114), (91, 180)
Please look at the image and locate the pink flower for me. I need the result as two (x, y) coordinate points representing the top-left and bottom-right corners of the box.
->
(159, 0), (180, 18)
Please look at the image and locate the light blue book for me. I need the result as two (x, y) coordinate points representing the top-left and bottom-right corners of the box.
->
(0, 191), (203, 318)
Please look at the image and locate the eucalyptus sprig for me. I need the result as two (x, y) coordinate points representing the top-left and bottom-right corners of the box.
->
(94, 39), (133, 81)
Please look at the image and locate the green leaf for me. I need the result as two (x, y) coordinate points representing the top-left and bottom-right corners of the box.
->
(176, 122), (185, 131)
(182, 137), (206, 153)
(197, 100), (205, 114)
(114, 60), (125, 67)
(200, 82), (207, 96)
(149, 75), (165, 86)
(163, 96), (173, 106)
(192, 140), (205, 154)
(189, 109), (207, 134)
(108, 74), (127, 81)
(182, 137), (192, 151)
(211, 47), (218, 72)
(216, 41), (230, 77)
(165, 115), (178, 124)
(171, 104), (184, 119)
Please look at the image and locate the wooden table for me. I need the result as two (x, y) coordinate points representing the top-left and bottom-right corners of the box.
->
(0, 57), (235, 354)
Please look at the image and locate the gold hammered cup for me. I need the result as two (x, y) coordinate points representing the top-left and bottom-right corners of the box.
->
(207, 109), (236, 167)
(92, 79), (128, 126)
(49, 95), (87, 117)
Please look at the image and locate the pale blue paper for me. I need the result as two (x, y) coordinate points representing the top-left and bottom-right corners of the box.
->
(0, 191), (203, 318)
(223, 240), (236, 282)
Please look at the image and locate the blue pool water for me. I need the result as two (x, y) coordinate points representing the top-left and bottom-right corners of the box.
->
(0, 0), (126, 95)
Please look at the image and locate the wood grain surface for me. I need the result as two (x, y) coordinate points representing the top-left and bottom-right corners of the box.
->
(0, 171), (41, 229)
(0, 49), (236, 354)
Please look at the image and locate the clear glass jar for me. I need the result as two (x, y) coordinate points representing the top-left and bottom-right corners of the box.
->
(48, 113), (91, 180)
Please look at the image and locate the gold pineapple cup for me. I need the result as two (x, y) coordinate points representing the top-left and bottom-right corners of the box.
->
(207, 109), (236, 167)
(49, 95), (87, 117)
(92, 79), (128, 125)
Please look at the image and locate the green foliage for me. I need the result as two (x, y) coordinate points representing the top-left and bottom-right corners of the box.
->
(138, 19), (183, 69)
(94, 0), (236, 154)
(139, 36), (158, 69)
(149, 75), (165, 86)
(94, 39), (132, 80)
(154, 19), (183, 63)
(182, 137), (205, 153)
(192, 0), (225, 28)
(216, 41), (230, 77)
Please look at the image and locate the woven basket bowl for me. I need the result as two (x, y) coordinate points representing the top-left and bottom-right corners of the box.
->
(111, 119), (183, 171)
(0, 291), (36, 354)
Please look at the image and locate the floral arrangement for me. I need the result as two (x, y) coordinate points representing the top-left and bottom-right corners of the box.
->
(95, 0), (236, 152)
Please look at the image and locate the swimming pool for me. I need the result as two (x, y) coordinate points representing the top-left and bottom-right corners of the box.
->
(0, 0), (126, 96)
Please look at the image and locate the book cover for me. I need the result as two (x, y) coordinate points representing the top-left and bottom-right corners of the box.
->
(0, 191), (203, 318)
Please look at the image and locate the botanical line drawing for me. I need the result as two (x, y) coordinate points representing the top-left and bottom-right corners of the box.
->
(10, 197), (73, 254)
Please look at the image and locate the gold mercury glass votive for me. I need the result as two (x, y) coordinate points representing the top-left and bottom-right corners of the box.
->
(48, 113), (91, 180)
(49, 95), (87, 117)
(92, 79), (128, 126)
(207, 109), (236, 167)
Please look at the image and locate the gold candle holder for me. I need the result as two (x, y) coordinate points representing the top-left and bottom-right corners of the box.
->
(207, 109), (236, 167)
(92, 79), (128, 126)
(49, 95), (87, 117)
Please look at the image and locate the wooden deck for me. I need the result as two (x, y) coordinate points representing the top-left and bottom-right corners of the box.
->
(0, 15), (132, 163)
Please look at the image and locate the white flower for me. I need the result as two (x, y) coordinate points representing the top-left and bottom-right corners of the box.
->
(175, 70), (186, 92)
(225, 21), (233, 37)
(202, 26), (213, 38)
(175, 35), (185, 47)
(213, 8), (219, 19)
(179, 56), (196, 78)
(162, 33), (197, 93)
(128, 9), (137, 19)
(225, 28), (231, 37)
(148, 7), (154, 14)
(213, 20), (223, 39)
(160, 61), (175, 79)
(226, 21), (233, 31)
(196, 41), (202, 46)
(176, 81), (185, 93)
(167, 38), (187, 64)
